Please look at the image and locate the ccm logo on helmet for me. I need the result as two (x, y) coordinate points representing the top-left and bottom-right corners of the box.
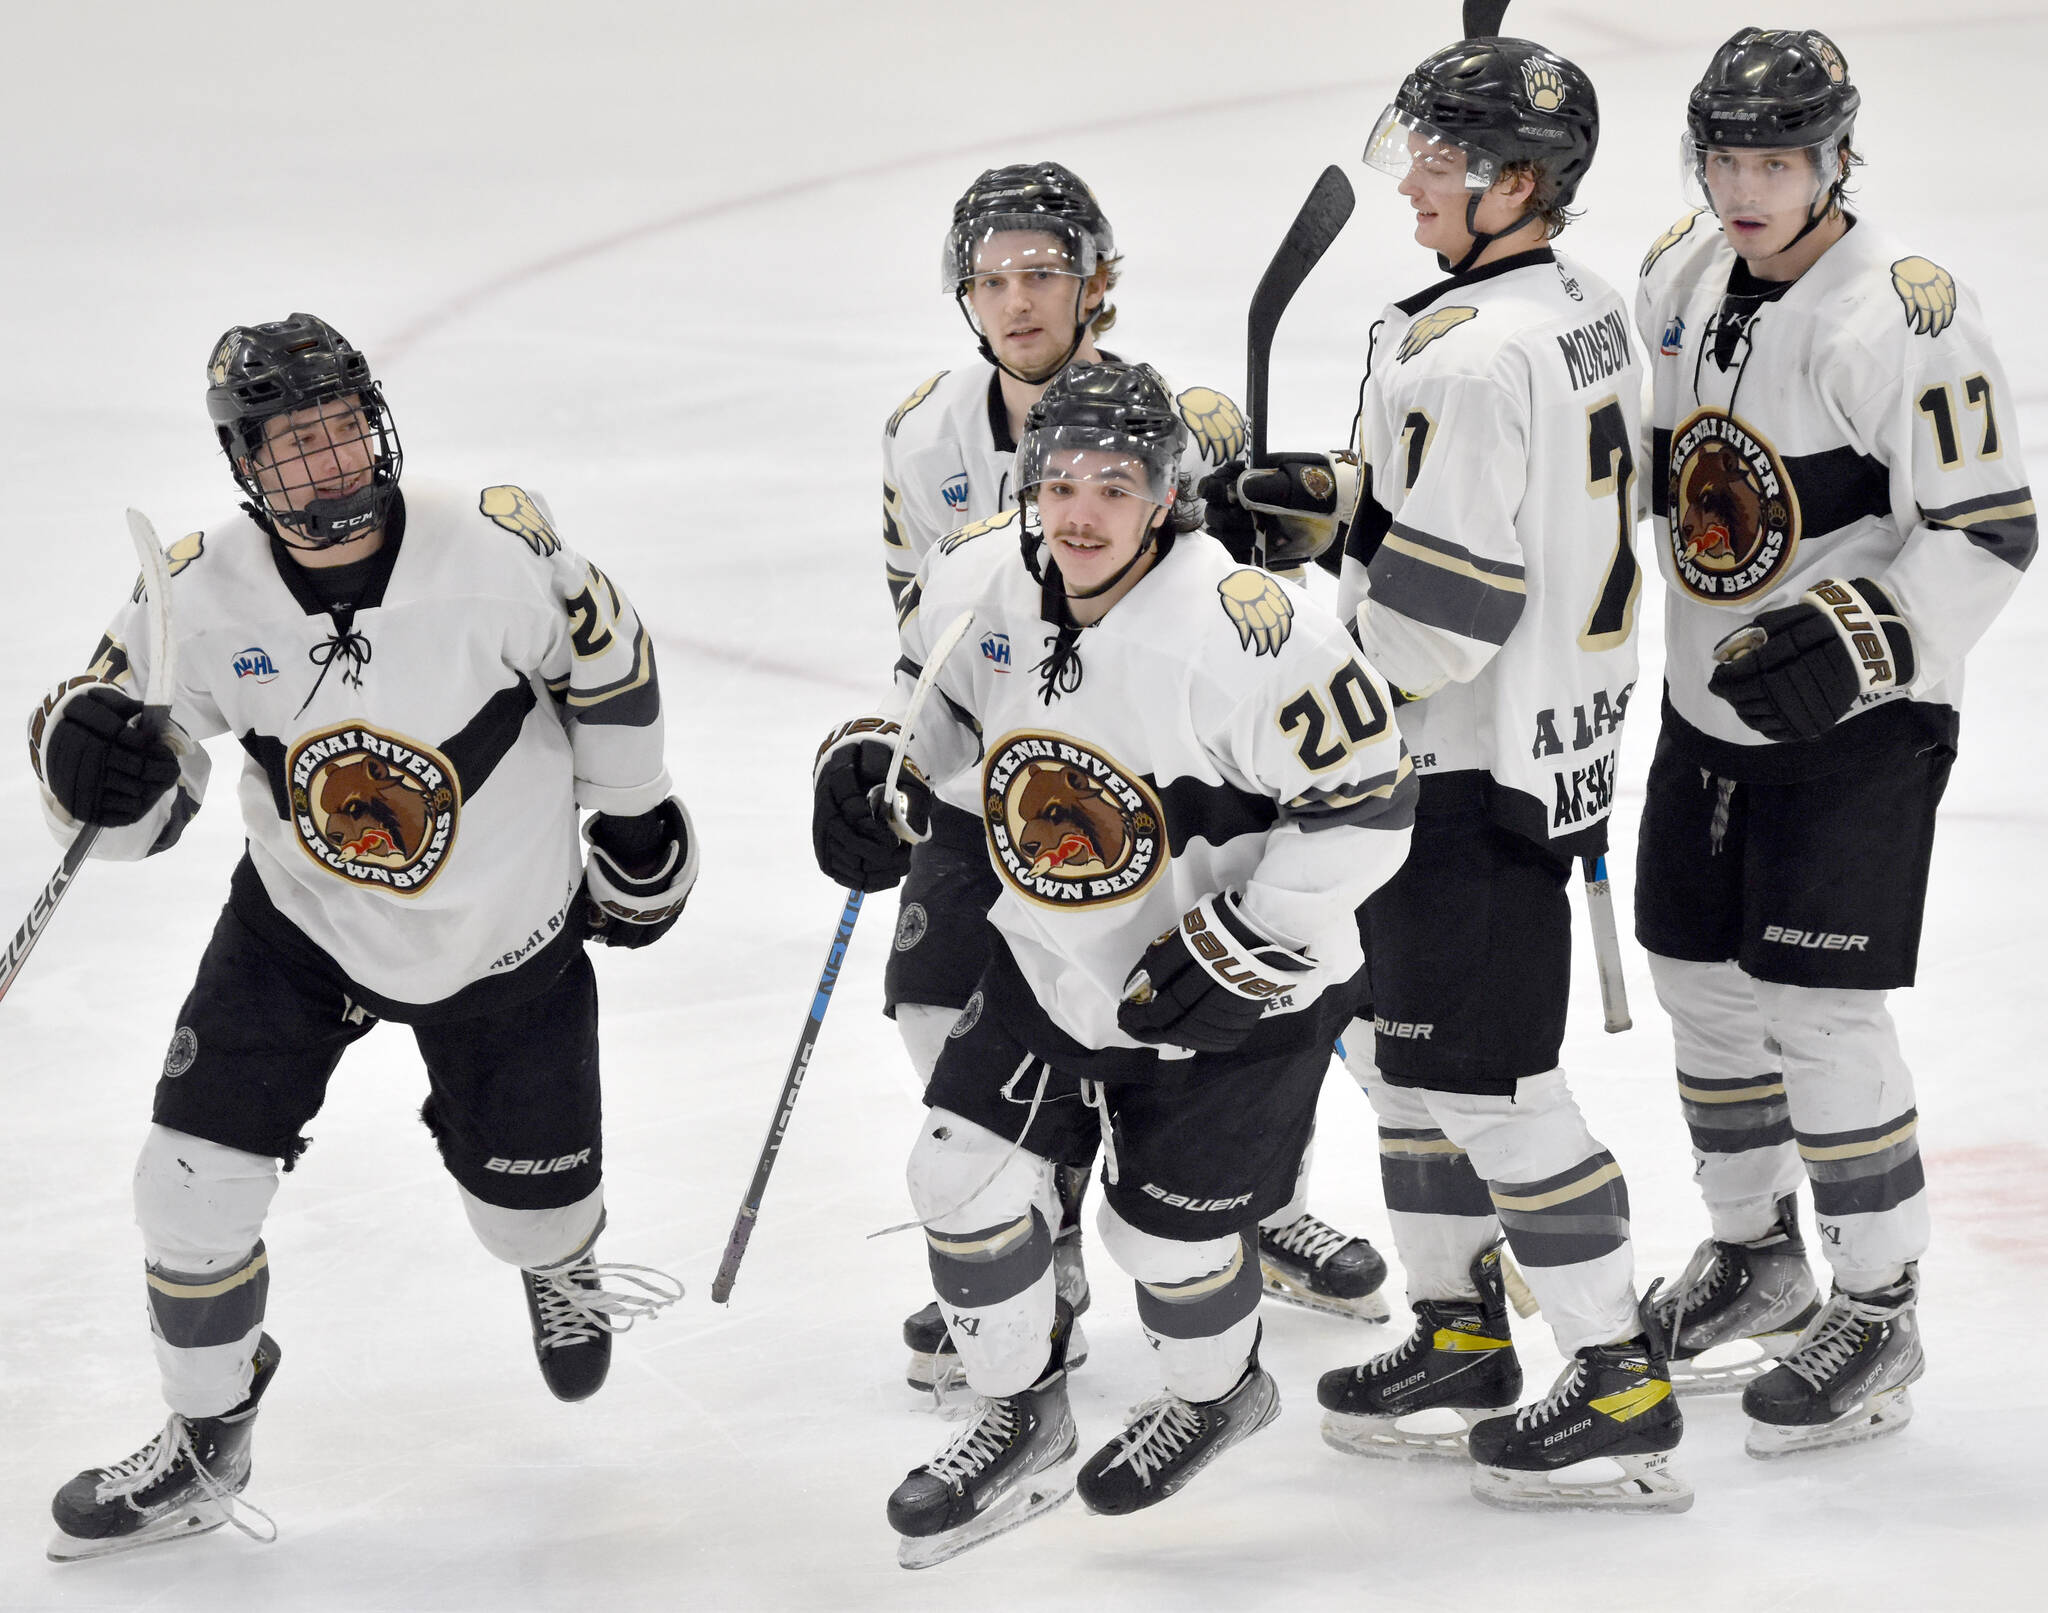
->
(485, 1149), (592, 1176)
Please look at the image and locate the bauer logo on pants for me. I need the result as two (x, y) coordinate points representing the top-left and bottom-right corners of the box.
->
(287, 724), (460, 895)
(982, 732), (1165, 909)
(1666, 407), (1800, 604)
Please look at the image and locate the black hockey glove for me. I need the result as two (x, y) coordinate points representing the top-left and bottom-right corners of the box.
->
(1118, 892), (1314, 1054)
(1708, 577), (1916, 743)
(583, 797), (697, 949)
(41, 684), (179, 828)
(810, 718), (931, 892)
(1197, 460), (1259, 565)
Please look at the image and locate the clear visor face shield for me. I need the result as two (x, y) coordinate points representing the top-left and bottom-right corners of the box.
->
(1017, 429), (1177, 520)
(1682, 133), (1844, 219)
(941, 216), (1097, 298)
(1363, 105), (1504, 192)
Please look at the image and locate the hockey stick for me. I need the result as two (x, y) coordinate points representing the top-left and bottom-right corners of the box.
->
(1581, 854), (1632, 1033)
(1, 511), (174, 1008)
(1247, 165), (1356, 471)
(709, 885), (864, 1305)
(1463, 0), (1511, 37)
(710, 610), (977, 1303)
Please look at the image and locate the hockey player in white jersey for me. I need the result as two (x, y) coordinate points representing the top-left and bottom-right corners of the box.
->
(1634, 30), (2033, 1456)
(1247, 33), (1688, 1513)
(881, 164), (1390, 1408)
(26, 315), (692, 1560)
(813, 363), (1416, 1565)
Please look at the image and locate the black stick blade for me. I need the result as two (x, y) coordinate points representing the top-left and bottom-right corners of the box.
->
(1247, 165), (1357, 464)
(1463, 0), (1510, 37)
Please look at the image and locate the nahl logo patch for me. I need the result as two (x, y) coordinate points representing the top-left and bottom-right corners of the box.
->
(1667, 407), (1800, 604)
(232, 646), (280, 683)
(287, 723), (459, 895)
(983, 732), (1166, 909)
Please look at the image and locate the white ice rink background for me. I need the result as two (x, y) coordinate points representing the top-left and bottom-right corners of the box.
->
(2, 2), (2044, 1607)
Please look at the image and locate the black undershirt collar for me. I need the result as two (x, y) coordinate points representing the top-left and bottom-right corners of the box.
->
(1394, 247), (1555, 318)
(268, 491), (407, 617)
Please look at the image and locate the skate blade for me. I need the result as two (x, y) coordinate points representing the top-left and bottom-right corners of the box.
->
(909, 1325), (1090, 1417)
(1745, 1386), (1914, 1460)
(48, 1509), (228, 1563)
(1260, 1265), (1392, 1323)
(1471, 1451), (1693, 1515)
(1669, 1332), (1804, 1397)
(896, 1454), (1077, 1569)
(1320, 1405), (1503, 1462)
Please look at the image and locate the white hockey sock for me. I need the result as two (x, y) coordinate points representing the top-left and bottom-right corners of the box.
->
(1753, 980), (1927, 1289)
(1651, 954), (1803, 1244)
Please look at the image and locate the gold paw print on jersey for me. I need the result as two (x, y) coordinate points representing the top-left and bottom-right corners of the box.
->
(1175, 388), (1246, 465)
(1217, 569), (1294, 657)
(1520, 57), (1565, 112)
(480, 485), (560, 556)
(887, 371), (946, 438)
(1890, 258), (1957, 338)
(1641, 211), (1702, 278)
(1397, 307), (1478, 363)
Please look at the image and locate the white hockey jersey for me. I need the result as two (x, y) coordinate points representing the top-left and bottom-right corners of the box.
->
(28, 482), (671, 1015)
(885, 526), (1416, 1052)
(1636, 210), (2035, 767)
(880, 361), (1247, 606)
(1338, 247), (1643, 854)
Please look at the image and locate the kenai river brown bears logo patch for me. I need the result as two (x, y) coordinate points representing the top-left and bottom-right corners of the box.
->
(288, 724), (459, 894)
(1667, 407), (1801, 604)
(983, 732), (1166, 908)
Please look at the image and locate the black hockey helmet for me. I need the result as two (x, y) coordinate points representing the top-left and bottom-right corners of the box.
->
(942, 161), (1115, 290)
(1687, 28), (1859, 150)
(1018, 360), (1185, 510)
(945, 162), (1116, 384)
(1367, 38), (1599, 231)
(205, 312), (401, 546)
(1017, 361), (1188, 601)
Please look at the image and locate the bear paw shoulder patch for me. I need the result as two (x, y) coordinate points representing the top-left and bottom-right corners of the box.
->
(480, 486), (560, 556)
(1218, 569), (1294, 657)
(1890, 257), (1957, 339)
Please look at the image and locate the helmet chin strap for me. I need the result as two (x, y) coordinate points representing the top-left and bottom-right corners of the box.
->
(1442, 191), (1539, 275)
(959, 278), (1096, 386)
(1060, 511), (1171, 602)
(264, 483), (390, 549)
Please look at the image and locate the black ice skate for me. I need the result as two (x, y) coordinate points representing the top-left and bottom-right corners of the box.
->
(1076, 1327), (1280, 1516)
(887, 1305), (1080, 1569)
(49, 1334), (283, 1562)
(1259, 1212), (1392, 1322)
(1650, 1194), (1821, 1395)
(906, 1165), (1093, 1411)
(1467, 1317), (1690, 1515)
(1742, 1264), (1922, 1459)
(1318, 1243), (1522, 1459)
(523, 1242), (683, 1403)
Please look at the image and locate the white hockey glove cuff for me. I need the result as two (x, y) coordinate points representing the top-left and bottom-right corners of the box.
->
(1117, 892), (1317, 1054)
(583, 797), (696, 946)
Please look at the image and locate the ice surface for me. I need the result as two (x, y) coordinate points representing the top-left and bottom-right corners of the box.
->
(2, 2), (2043, 1607)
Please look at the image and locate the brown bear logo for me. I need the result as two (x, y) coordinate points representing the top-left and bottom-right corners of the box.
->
(1677, 439), (1763, 567)
(317, 755), (433, 863)
(1014, 761), (1130, 879)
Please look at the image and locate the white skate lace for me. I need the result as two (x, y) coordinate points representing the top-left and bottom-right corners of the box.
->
(94, 1415), (277, 1544)
(1099, 1397), (1203, 1487)
(1512, 1359), (1588, 1431)
(926, 1399), (1020, 1484)
(1265, 1214), (1350, 1268)
(1367, 1313), (1432, 1379)
(1780, 1291), (1895, 1392)
(534, 1259), (685, 1348)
